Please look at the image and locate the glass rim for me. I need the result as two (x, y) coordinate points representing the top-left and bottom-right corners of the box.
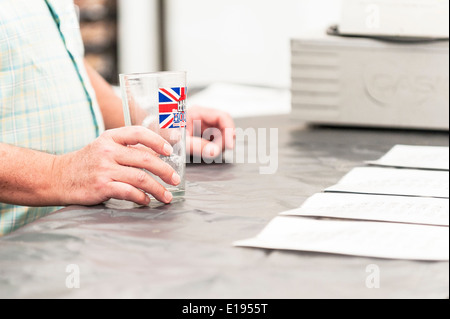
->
(119, 70), (186, 79)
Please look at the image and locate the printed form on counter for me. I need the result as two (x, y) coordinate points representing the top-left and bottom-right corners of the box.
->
(234, 216), (449, 261)
(281, 192), (449, 226)
(234, 144), (449, 261)
(325, 167), (449, 199)
(366, 145), (449, 171)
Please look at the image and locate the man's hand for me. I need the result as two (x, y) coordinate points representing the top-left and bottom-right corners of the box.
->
(186, 106), (235, 160)
(53, 126), (180, 206)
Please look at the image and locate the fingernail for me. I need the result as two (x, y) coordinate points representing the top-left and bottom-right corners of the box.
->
(226, 130), (235, 149)
(172, 172), (181, 185)
(163, 143), (173, 155)
(204, 143), (220, 158)
(164, 191), (173, 203)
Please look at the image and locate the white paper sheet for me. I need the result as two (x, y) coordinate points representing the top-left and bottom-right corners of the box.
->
(281, 193), (449, 226)
(188, 82), (291, 118)
(234, 216), (449, 261)
(325, 167), (449, 199)
(367, 145), (449, 171)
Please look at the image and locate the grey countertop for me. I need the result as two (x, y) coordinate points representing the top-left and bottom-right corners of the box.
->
(1, 115), (448, 299)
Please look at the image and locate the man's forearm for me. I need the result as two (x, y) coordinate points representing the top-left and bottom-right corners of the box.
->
(84, 60), (125, 130)
(0, 143), (61, 207)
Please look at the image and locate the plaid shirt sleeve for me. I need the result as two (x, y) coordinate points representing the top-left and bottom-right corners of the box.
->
(0, 0), (106, 236)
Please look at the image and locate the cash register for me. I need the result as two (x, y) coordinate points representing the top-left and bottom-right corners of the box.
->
(291, 0), (449, 130)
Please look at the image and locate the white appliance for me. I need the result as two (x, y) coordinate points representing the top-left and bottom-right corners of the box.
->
(291, 33), (449, 130)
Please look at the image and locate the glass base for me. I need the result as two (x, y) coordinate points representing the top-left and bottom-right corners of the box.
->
(104, 189), (185, 209)
(147, 188), (185, 203)
(169, 189), (185, 198)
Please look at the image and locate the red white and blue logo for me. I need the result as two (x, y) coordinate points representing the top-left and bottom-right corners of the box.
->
(159, 87), (187, 129)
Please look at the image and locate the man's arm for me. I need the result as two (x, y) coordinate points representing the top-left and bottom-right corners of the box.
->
(84, 60), (125, 130)
(0, 143), (60, 206)
(0, 127), (180, 207)
(0, 63), (235, 208)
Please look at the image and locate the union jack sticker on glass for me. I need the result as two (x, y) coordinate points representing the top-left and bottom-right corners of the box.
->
(119, 71), (187, 200)
(159, 87), (187, 129)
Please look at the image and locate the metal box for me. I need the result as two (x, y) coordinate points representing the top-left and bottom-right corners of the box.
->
(291, 33), (449, 130)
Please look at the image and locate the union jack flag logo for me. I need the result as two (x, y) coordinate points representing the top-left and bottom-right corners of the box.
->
(158, 87), (187, 129)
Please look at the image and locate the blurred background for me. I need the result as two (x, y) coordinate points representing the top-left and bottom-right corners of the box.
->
(74, 0), (118, 84)
(74, 0), (341, 88)
(74, 0), (448, 129)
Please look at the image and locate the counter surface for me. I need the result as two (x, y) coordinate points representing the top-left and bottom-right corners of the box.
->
(1, 115), (448, 298)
